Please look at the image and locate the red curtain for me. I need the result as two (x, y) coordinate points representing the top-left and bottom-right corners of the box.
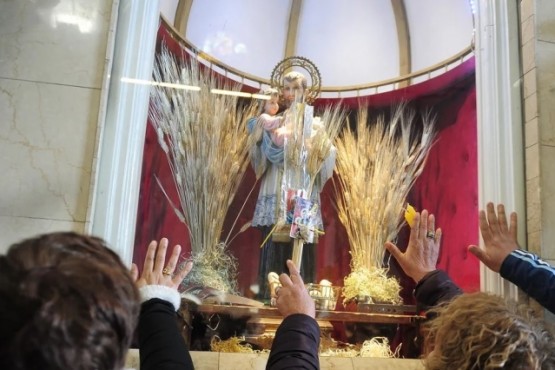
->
(133, 23), (479, 300)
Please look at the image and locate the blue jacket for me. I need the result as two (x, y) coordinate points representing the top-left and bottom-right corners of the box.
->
(415, 249), (555, 314)
(500, 249), (555, 314)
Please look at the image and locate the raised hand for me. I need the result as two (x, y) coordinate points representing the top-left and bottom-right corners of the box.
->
(468, 203), (518, 272)
(385, 210), (442, 283)
(275, 260), (315, 318)
(131, 238), (192, 290)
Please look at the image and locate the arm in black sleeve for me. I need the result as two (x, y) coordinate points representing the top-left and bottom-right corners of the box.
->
(500, 249), (555, 314)
(414, 270), (463, 312)
(138, 298), (194, 370)
(266, 314), (320, 370)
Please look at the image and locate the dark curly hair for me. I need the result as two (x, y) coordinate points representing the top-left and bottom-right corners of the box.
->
(424, 292), (555, 370)
(0, 232), (140, 370)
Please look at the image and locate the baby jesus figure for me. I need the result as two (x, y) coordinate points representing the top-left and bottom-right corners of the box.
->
(252, 88), (288, 147)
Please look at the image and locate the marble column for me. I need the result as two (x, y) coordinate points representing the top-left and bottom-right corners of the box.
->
(0, 0), (115, 252)
(475, 0), (525, 299)
(89, 0), (160, 264)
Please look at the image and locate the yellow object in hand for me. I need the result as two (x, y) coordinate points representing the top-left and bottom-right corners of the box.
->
(405, 203), (417, 228)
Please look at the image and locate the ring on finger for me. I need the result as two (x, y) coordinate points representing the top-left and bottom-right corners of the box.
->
(426, 231), (435, 239)
(162, 267), (173, 276)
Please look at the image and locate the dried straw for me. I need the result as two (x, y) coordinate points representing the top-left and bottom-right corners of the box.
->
(149, 45), (257, 293)
(283, 101), (308, 190)
(210, 336), (269, 353)
(360, 337), (400, 358)
(283, 100), (347, 195)
(306, 104), (347, 193)
(319, 336), (400, 358)
(335, 105), (435, 303)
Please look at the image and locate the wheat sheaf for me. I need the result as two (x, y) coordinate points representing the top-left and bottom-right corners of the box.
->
(149, 45), (257, 293)
(335, 105), (435, 304)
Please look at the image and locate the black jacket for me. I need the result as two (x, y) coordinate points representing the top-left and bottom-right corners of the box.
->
(414, 269), (463, 311)
(266, 314), (320, 370)
(138, 298), (195, 370)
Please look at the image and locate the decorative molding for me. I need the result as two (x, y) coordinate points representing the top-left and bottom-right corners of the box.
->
(160, 16), (472, 96)
(475, 0), (525, 299)
(174, 0), (193, 36)
(284, 0), (303, 58)
(391, 0), (411, 87)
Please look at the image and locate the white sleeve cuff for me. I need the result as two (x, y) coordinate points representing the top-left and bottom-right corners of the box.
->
(139, 285), (181, 311)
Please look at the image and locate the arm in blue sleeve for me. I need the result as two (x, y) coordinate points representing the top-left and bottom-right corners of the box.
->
(500, 249), (555, 314)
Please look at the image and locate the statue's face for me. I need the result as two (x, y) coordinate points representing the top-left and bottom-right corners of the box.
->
(265, 96), (280, 115)
(282, 79), (305, 108)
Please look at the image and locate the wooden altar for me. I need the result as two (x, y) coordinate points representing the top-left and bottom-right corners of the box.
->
(179, 301), (425, 356)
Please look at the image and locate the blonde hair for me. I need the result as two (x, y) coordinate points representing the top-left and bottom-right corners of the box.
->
(424, 292), (555, 370)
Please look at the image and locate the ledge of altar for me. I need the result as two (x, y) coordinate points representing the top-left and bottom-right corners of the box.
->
(125, 349), (425, 369)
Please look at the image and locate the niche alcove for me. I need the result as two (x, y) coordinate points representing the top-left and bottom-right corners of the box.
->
(131, 0), (478, 356)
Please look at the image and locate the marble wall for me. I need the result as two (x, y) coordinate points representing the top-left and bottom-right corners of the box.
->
(521, 0), (555, 263)
(0, 0), (115, 251)
(519, 0), (555, 321)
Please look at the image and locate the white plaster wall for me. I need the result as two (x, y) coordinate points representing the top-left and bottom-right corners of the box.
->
(159, 0), (179, 24)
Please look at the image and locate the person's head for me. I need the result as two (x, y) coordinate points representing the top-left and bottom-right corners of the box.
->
(259, 88), (280, 115)
(0, 232), (140, 370)
(424, 292), (555, 370)
(282, 71), (307, 107)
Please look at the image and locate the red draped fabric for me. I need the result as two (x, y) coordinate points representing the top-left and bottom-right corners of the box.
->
(133, 23), (479, 300)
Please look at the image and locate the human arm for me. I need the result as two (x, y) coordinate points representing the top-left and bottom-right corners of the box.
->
(130, 239), (194, 370)
(385, 210), (461, 310)
(413, 270), (462, 312)
(466, 203), (555, 312)
(470, 203), (555, 312)
(499, 250), (555, 314)
(267, 260), (320, 370)
(266, 314), (320, 370)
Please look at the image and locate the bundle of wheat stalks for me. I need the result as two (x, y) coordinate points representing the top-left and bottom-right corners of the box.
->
(283, 101), (346, 196)
(306, 105), (346, 192)
(335, 105), (435, 303)
(149, 46), (257, 293)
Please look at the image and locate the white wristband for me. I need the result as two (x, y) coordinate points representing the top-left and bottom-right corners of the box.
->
(139, 285), (181, 311)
